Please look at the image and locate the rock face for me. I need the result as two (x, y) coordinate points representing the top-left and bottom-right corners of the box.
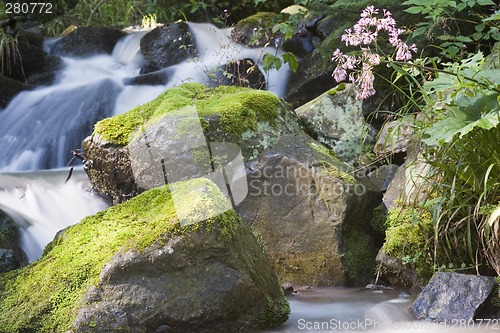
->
(0, 210), (26, 273)
(139, 23), (196, 74)
(295, 84), (376, 163)
(49, 26), (125, 57)
(236, 134), (382, 286)
(83, 83), (303, 204)
(412, 272), (498, 322)
(0, 179), (289, 332)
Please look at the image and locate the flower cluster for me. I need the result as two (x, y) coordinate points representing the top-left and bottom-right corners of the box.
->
(332, 6), (417, 99)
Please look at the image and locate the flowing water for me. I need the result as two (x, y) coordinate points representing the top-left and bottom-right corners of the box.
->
(0, 24), (496, 331)
(268, 288), (500, 333)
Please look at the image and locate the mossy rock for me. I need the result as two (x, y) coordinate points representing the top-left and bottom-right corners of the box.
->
(0, 178), (289, 332)
(236, 134), (382, 286)
(84, 83), (303, 204)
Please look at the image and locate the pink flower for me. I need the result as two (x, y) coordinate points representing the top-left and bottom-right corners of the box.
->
(331, 6), (418, 99)
(395, 42), (418, 61)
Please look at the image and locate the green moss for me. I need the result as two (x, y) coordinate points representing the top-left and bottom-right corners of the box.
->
(0, 178), (239, 332)
(327, 82), (346, 95)
(371, 205), (388, 234)
(343, 227), (376, 286)
(383, 205), (434, 282)
(236, 12), (278, 27)
(94, 83), (281, 146)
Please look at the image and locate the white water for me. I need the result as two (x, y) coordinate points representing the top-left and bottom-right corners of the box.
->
(0, 169), (107, 262)
(0, 23), (290, 262)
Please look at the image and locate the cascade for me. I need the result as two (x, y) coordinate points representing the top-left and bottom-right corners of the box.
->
(0, 23), (291, 261)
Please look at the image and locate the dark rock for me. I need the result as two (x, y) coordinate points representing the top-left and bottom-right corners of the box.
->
(0, 76), (28, 109)
(49, 26), (125, 57)
(236, 134), (382, 286)
(367, 164), (400, 193)
(285, 52), (337, 108)
(231, 12), (279, 47)
(140, 23), (196, 74)
(124, 68), (173, 86)
(412, 272), (497, 322)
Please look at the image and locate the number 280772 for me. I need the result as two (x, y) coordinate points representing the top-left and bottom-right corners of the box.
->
(5, 2), (53, 14)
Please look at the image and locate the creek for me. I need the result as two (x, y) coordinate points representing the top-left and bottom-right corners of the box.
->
(0, 24), (495, 332)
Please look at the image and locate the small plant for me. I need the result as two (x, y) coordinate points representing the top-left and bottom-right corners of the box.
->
(141, 13), (157, 30)
(0, 29), (24, 81)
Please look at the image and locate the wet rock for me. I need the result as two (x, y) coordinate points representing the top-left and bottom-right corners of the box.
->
(124, 68), (173, 86)
(71, 179), (289, 332)
(0, 179), (289, 332)
(0, 76), (28, 109)
(50, 26), (125, 57)
(83, 83), (303, 204)
(214, 58), (266, 90)
(139, 23), (196, 74)
(294, 84), (377, 164)
(412, 272), (498, 322)
(367, 164), (400, 193)
(236, 134), (382, 286)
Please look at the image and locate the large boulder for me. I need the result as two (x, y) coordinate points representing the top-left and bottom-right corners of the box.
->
(83, 83), (303, 204)
(0, 178), (289, 332)
(294, 84), (377, 164)
(139, 23), (196, 74)
(412, 272), (498, 322)
(49, 26), (125, 57)
(236, 134), (382, 286)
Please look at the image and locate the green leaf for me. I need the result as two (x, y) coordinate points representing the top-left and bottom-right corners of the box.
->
(262, 53), (282, 72)
(404, 6), (424, 14)
(282, 52), (298, 73)
(487, 205), (500, 227)
(476, 0), (495, 5)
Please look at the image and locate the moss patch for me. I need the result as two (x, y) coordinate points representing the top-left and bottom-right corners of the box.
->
(343, 226), (377, 286)
(0, 178), (239, 332)
(383, 205), (434, 282)
(307, 141), (356, 184)
(94, 83), (281, 146)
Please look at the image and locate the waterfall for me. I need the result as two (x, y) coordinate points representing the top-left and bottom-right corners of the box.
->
(0, 169), (108, 262)
(0, 23), (292, 262)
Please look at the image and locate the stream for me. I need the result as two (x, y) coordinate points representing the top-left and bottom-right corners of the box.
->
(0, 24), (497, 332)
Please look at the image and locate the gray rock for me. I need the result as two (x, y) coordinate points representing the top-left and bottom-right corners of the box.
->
(140, 23), (196, 74)
(367, 164), (400, 193)
(294, 84), (377, 164)
(237, 134), (381, 286)
(73, 180), (289, 332)
(373, 119), (414, 158)
(412, 272), (497, 322)
(376, 247), (418, 288)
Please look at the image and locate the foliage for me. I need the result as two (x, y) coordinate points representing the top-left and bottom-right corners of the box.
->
(0, 29), (23, 80)
(332, 3), (500, 278)
(402, 0), (499, 60)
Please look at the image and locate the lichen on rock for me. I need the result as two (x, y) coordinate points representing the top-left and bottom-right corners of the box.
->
(0, 178), (289, 332)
